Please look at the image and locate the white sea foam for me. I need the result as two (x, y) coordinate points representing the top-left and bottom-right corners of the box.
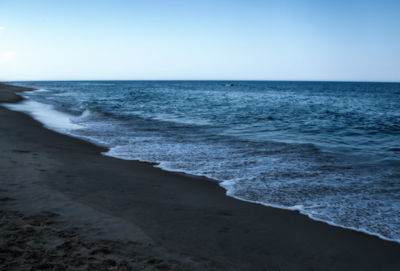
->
(72, 109), (92, 121)
(4, 80), (400, 244)
(149, 113), (212, 126)
(31, 88), (49, 93)
(104, 141), (400, 244)
(3, 100), (82, 131)
(222, 187), (400, 244)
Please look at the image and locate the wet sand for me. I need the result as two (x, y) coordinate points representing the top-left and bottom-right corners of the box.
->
(1, 82), (399, 270)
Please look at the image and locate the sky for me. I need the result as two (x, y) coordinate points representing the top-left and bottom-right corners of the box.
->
(0, 0), (399, 81)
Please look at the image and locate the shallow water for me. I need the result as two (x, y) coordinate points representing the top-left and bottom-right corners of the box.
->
(9, 80), (400, 242)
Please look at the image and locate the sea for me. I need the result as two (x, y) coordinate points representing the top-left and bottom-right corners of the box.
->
(5, 80), (400, 243)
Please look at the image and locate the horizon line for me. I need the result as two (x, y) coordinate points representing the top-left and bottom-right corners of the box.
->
(3, 79), (400, 84)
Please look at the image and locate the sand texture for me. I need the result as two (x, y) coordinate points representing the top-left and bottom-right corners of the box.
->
(1, 83), (400, 270)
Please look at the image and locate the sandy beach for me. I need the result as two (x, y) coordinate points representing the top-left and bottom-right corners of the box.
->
(1, 82), (400, 270)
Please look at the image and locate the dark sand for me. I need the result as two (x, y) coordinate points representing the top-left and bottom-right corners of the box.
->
(1, 83), (399, 270)
(0, 83), (33, 103)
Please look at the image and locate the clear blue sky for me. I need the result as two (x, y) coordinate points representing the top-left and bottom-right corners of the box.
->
(0, 0), (399, 81)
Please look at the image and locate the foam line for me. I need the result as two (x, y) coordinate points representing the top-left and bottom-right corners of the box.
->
(3, 100), (82, 131)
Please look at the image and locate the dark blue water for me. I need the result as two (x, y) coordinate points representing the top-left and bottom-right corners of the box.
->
(10, 80), (400, 242)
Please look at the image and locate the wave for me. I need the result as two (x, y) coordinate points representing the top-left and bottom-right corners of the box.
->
(4, 81), (400, 245)
(3, 100), (83, 131)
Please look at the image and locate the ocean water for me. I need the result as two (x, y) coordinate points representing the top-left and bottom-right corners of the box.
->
(7, 80), (400, 242)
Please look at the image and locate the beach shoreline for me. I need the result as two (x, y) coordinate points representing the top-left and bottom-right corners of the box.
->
(1, 82), (400, 270)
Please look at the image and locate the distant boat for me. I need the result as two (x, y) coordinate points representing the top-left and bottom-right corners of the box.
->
(224, 83), (234, 87)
